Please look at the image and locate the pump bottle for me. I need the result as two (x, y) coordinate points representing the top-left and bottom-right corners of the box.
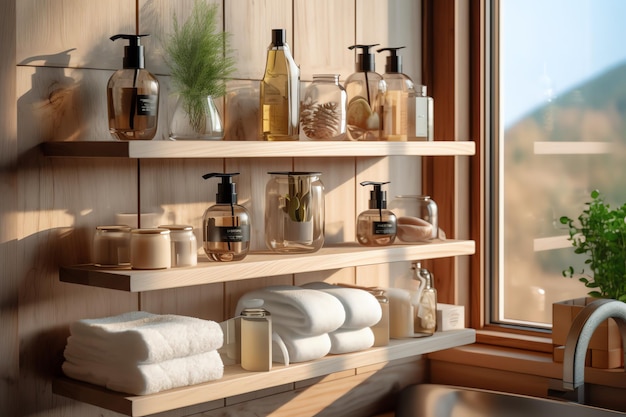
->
(240, 299), (272, 372)
(344, 44), (386, 141)
(356, 181), (397, 246)
(107, 34), (159, 140)
(377, 47), (416, 141)
(202, 173), (251, 261)
(260, 29), (300, 141)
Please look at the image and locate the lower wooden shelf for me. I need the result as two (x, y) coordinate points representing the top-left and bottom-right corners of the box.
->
(52, 328), (475, 416)
(59, 240), (476, 292)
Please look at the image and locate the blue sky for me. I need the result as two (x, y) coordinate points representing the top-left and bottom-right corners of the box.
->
(502, 0), (626, 127)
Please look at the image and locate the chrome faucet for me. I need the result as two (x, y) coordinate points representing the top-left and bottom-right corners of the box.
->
(548, 298), (626, 404)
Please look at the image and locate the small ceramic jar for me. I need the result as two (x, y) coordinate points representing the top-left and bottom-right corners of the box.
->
(92, 225), (131, 266)
(159, 224), (197, 267)
(130, 228), (171, 270)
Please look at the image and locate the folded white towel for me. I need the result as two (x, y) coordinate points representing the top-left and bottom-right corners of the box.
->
(302, 282), (382, 329)
(328, 327), (375, 354)
(271, 325), (331, 363)
(62, 350), (224, 395)
(235, 285), (345, 336)
(67, 311), (223, 364)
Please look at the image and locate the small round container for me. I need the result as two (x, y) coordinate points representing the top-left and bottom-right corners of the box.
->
(390, 195), (438, 241)
(92, 225), (131, 266)
(299, 74), (348, 141)
(159, 224), (197, 267)
(130, 228), (171, 270)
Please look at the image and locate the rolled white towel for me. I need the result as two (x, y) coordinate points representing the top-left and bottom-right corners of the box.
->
(235, 285), (345, 336)
(328, 327), (375, 354)
(62, 350), (224, 395)
(272, 325), (332, 363)
(302, 282), (382, 329)
(67, 311), (223, 364)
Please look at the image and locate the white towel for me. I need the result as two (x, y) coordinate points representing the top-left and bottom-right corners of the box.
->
(302, 282), (382, 329)
(62, 350), (224, 395)
(235, 285), (345, 336)
(67, 311), (223, 364)
(272, 325), (331, 363)
(328, 327), (375, 354)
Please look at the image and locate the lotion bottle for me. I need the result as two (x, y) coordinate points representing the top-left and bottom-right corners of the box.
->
(260, 29), (300, 141)
(413, 261), (437, 335)
(345, 44), (386, 141)
(377, 46), (415, 141)
(240, 299), (272, 372)
(107, 34), (159, 140)
(357, 181), (397, 246)
(202, 173), (251, 261)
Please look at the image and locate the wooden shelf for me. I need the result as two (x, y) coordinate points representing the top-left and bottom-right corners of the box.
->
(52, 328), (475, 416)
(41, 140), (475, 158)
(59, 240), (475, 292)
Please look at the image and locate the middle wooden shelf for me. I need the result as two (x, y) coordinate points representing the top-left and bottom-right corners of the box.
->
(60, 239), (475, 292)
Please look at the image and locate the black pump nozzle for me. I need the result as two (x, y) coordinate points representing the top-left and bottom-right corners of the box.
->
(202, 172), (240, 204)
(360, 181), (390, 209)
(377, 46), (406, 73)
(110, 34), (149, 69)
(349, 44), (379, 72)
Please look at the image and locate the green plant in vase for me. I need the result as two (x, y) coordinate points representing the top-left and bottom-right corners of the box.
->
(284, 175), (313, 223)
(559, 189), (626, 301)
(164, 1), (235, 139)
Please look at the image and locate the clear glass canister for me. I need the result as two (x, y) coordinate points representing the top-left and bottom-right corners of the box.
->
(93, 225), (131, 266)
(390, 195), (438, 241)
(159, 224), (197, 267)
(265, 172), (325, 253)
(299, 74), (348, 141)
(130, 228), (172, 270)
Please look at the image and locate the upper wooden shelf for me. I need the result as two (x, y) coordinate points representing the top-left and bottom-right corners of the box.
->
(41, 140), (476, 159)
(53, 328), (476, 416)
(60, 240), (476, 292)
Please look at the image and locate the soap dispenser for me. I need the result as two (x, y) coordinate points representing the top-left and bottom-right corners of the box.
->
(345, 44), (386, 141)
(202, 173), (251, 261)
(240, 299), (272, 372)
(377, 46), (416, 141)
(107, 34), (159, 140)
(357, 181), (397, 246)
(260, 29), (300, 141)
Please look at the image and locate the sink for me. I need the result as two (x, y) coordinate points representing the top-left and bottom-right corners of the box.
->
(395, 384), (623, 417)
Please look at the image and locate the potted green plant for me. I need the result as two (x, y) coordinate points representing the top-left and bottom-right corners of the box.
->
(555, 189), (626, 369)
(164, 1), (235, 140)
(559, 189), (626, 302)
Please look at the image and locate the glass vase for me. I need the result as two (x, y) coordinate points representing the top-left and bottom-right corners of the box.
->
(299, 74), (347, 141)
(265, 172), (325, 253)
(169, 95), (224, 140)
(390, 195), (439, 241)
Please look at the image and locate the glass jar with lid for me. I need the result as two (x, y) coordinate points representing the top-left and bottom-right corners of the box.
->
(265, 172), (325, 253)
(130, 228), (172, 270)
(93, 225), (131, 266)
(299, 74), (347, 141)
(158, 224), (197, 267)
(389, 195), (438, 241)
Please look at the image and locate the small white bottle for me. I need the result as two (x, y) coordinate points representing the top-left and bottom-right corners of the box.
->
(240, 299), (272, 372)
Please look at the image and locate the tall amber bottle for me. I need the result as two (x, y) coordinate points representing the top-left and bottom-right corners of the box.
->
(260, 29), (300, 141)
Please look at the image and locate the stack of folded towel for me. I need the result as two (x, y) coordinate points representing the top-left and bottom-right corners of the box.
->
(302, 282), (381, 354)
(236, 285), (346, 363)
(235, 283), (381, 363)
(62, 311), (224, 395)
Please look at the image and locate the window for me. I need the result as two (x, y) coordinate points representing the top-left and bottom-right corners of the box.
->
(489, 0), (626, 328)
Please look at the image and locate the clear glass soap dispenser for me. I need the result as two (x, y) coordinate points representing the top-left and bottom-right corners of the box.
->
(240, 299), (272, 372)
(413, 261), (437, 336)
(202, 173), (251, 261)
(356, 181), (397, 246)
(107, 34), (159, 140)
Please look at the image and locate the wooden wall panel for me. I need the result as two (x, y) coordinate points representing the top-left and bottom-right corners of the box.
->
(16, 0), (134, 70)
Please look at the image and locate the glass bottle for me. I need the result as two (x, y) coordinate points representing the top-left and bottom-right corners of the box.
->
(260, 29), (300, 141)
(107, 34), (159, 140)
(202, 173), (251, 262)
(356, 181), (397, 246)
(407, 85), (434, 141)
(265, 172), (325, 253)
(299, 74), (347, 141)
(390, 195), (438, 241)
(370, 289), (390, 347)
(240, 299), (272, 372)
(413, 262), (437, 336)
